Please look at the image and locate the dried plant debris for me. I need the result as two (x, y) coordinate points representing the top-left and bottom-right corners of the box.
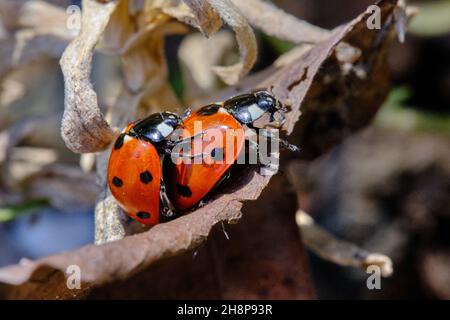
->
(0, 0), (401, 299)
(231, 0), (330, 44)
(295, 210), (393, 277)
(60, 0), (118, 154)
(89, 174), (315, 299)
(179, 31), (236, 101)
(288, 128), (450, 298)
(60, 0), (259, 154)
(0, 1), (73, 79)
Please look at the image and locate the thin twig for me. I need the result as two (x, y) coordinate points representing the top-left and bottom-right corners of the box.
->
(297, 210), (393, 277)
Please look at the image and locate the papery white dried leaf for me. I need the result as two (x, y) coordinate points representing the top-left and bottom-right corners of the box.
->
(232, 0), (330, 44)
(7, 147), (58, 184)
(80, 153), (96, 173)
(102, 0), (137, 53)
(274, 45), (312, 68)
(120, 22), (187, 92)
(179, 31), (235, 100)
(60, 0), (117, 153)
(182, 0), (223, 35)
(19, 1), (68, 31)
(207, 0), (257, 85)
(0, 78), (25, 106)
(0, 117), (47, 165)
(24, 163), (98, 210)
(12, 29), (73, 67)
(295, 210), (393, 277)
(0, 2), (73, 79)
(103, 0), (187, 54)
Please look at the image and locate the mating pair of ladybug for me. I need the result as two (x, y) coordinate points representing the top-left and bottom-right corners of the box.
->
(107, 90), (297, 226)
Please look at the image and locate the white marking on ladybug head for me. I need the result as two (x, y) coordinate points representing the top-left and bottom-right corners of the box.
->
(247, 103), (265, 121)
(123, 135), (133, 143)
(218, 107), (229, 114)
(157, 122), (174, 138)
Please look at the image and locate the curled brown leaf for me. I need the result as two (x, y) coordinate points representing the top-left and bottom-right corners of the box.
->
(182, 0), (223, 35)
(60, 0), (117, 154)
(0, 0), (400, 299)
(207, 0), (257, 85)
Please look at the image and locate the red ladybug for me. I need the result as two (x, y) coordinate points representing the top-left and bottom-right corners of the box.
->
(107, 112), (182, 226)
(164, 90), (297, 212)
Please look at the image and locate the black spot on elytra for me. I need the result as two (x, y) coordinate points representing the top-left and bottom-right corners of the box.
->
(114, 133), (126, 150)
(136, 211), (151, 220)
(197, 104), (220, 116)
(176, 184), (192, 197)
(140, 171), (153, 184)
(112, 177), (123, 187)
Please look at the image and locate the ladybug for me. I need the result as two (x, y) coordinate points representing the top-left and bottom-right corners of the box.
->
(107, 112), (183, 226)
(164, 90), (297, 212)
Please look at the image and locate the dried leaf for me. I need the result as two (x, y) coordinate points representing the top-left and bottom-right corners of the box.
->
(232, 0), (330, 44)
(182, 0), (223, 35)
(0, 117), (49, 165)
(0, 1), (72, 79)
(120, 22), (188, 93)
(295, 210), (393, 277)
(207, 0), (257, 85)
(6, 147), (58, 181)
(284, 0), (400, 158)
(0, 0), (400, 299)
(23, 164), (98, 211)
(179, 31), (235, 101)
(19, 1), (69, 31)
(89, 174), (315, 299)
(60, 0), (117, 154)
(0, 78), (25, 108)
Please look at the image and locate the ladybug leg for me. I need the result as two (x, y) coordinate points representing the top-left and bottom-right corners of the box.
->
(170, 151), (206, 162)
(244, 125), (280, 174)
(246, 124), (298, 152)
(247, 138), (260, 153)
(191, 170), (232, 211)
(170, 131), (204, 145)
(159, 179), (176, 220)
(197, 200), (206, 208)
(258, 129), (300, 152)
(167, 131), (212, 162)
(212, 170), (231, 191)
(164, 131), (205, 154)
(181, 108), (192, 121)
(159, 137), (206, 158)
(270, 110), (286, 128)
(157, 140), (178, 156)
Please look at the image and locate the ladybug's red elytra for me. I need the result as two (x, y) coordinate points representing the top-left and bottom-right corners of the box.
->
(164, 90), (298, 212)
(107, 112), (182, 226)
(107, 90), (298, 225)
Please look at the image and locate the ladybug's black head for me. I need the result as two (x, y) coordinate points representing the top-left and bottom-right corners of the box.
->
(225, 90), (285, 126)
(130, 112), (181, 143)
